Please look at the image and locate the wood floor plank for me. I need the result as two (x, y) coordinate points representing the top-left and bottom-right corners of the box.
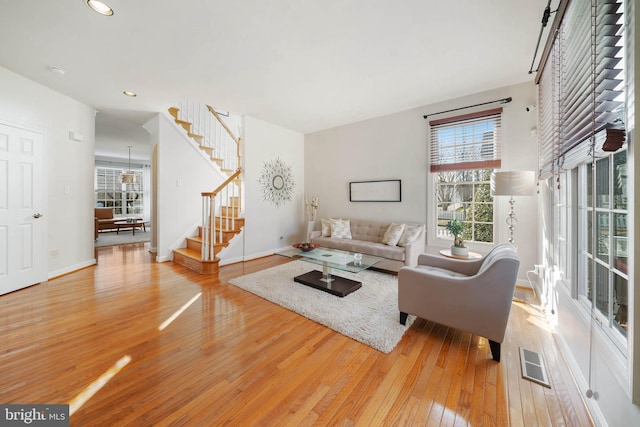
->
(0, 243), (594, 426)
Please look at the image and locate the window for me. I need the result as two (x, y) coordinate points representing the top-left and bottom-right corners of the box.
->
(430, 109), (501, 244)
(435, 170), (493, 242)
(577, 151), (628, 344)
(95, 167), (144, 216)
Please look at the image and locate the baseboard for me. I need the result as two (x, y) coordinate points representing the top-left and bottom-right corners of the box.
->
(553, 330), (605, 427)
(219, 256), (244, 266)
(48, 259), (96, 280)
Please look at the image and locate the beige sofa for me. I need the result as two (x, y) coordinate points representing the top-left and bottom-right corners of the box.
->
(398, 243), (520, 361)
(310, 219), (425, 273)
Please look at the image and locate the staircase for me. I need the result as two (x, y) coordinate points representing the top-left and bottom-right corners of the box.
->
(168, 102), (243, 274)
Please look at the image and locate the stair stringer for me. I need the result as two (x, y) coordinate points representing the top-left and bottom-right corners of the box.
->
(163, 110), (231, 180)
(216, 228), (244, 266)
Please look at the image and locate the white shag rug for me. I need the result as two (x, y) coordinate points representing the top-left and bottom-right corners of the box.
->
(229, 261), (415, 353)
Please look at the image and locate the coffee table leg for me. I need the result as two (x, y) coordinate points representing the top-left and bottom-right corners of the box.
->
(320, 261), (333, 284)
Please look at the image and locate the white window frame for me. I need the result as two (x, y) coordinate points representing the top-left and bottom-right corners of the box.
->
(575, 153), (628, 354)
(95, 166), (146, 217)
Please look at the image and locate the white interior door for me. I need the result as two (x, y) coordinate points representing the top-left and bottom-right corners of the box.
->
(0, 122), (46, 295)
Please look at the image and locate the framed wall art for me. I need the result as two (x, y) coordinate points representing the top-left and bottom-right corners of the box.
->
(349, 179), (401, 202)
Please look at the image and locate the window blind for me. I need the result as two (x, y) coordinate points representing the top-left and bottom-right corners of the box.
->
(537, 0), (625, 179)
(429, 108), (502, 173)
(538, 38), (560, 179)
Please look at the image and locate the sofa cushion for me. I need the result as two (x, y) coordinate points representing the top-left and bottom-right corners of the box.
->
(349, 220), (389, 242)
(398, 224), (423, 247)
(330, 218), (352, 239)
(382, 223), (405, 246)
(312, 236), (405, 261)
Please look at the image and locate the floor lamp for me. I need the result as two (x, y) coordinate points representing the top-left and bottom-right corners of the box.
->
(490, 171), (536, 246)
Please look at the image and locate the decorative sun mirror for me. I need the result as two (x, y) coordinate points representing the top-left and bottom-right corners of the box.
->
(272, 174), (285, 190)
(259, 158), (295, 207)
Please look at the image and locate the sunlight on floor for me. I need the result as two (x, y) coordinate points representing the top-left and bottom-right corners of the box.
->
(69, 355), (132, 416)
(159, 292), (202, 331)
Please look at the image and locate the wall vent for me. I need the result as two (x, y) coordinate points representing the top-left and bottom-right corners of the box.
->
(519, 347), (551, 388)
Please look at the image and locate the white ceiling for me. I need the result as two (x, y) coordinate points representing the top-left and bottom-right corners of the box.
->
(0, 0), (551, 135)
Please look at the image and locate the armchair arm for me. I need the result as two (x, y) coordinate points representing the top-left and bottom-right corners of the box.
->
(403, 226), (426, 266)
(416, 253), (484, 276)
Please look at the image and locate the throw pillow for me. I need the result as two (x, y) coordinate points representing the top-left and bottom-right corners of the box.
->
(321, 218), (340, 237)
(382, 223), (405, 246)
(330, 218), (352, 239)
(398, 224), (423, 247)
(321, 219), (331, 236)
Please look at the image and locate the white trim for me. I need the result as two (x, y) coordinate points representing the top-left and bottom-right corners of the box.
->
(48, 259), (96, 281)
(557, 282), (630, 396)
(554, 328), (608, 427)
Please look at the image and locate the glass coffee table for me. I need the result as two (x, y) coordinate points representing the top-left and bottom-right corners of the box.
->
(276, 247), (384, 297)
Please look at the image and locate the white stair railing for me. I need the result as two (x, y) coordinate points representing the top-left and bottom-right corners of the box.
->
(173, 100), (241, 173)
(200, 169), (242, 262)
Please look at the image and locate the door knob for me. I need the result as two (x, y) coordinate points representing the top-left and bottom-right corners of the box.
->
(32, 213), (43, 218)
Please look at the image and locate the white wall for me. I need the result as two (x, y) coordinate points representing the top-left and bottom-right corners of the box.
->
(305, 109), (426, 225)
(305, 81), (539, 282)
(238, 116), (305, 261)
(0, 66), (96, 277)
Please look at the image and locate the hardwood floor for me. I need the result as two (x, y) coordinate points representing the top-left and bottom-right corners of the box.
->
(1, 243), (593, 426)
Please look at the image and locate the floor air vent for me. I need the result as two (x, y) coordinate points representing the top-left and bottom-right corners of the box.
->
(519, 347), (551, 388)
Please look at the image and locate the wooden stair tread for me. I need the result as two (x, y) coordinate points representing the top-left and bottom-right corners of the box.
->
(173, 247), (218, 261)
(172, 248), (220, 275)
(186, 236), (230, 246)
(189, 133), (204, 142)
(175, 119), (192, 132)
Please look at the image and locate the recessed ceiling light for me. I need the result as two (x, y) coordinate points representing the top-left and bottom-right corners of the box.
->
(86, 0), (114, 16)
(123, 91), (137, 97)
(49, 66), (66, 75)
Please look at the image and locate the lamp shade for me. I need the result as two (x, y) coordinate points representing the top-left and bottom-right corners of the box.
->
(120, 172), (139, 184)
(491, 171), (536, 196)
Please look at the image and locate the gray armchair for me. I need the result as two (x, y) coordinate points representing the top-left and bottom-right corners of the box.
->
(398, 244), (520, 362)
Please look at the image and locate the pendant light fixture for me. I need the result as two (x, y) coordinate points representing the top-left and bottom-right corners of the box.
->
(121, 146), (139, 184)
